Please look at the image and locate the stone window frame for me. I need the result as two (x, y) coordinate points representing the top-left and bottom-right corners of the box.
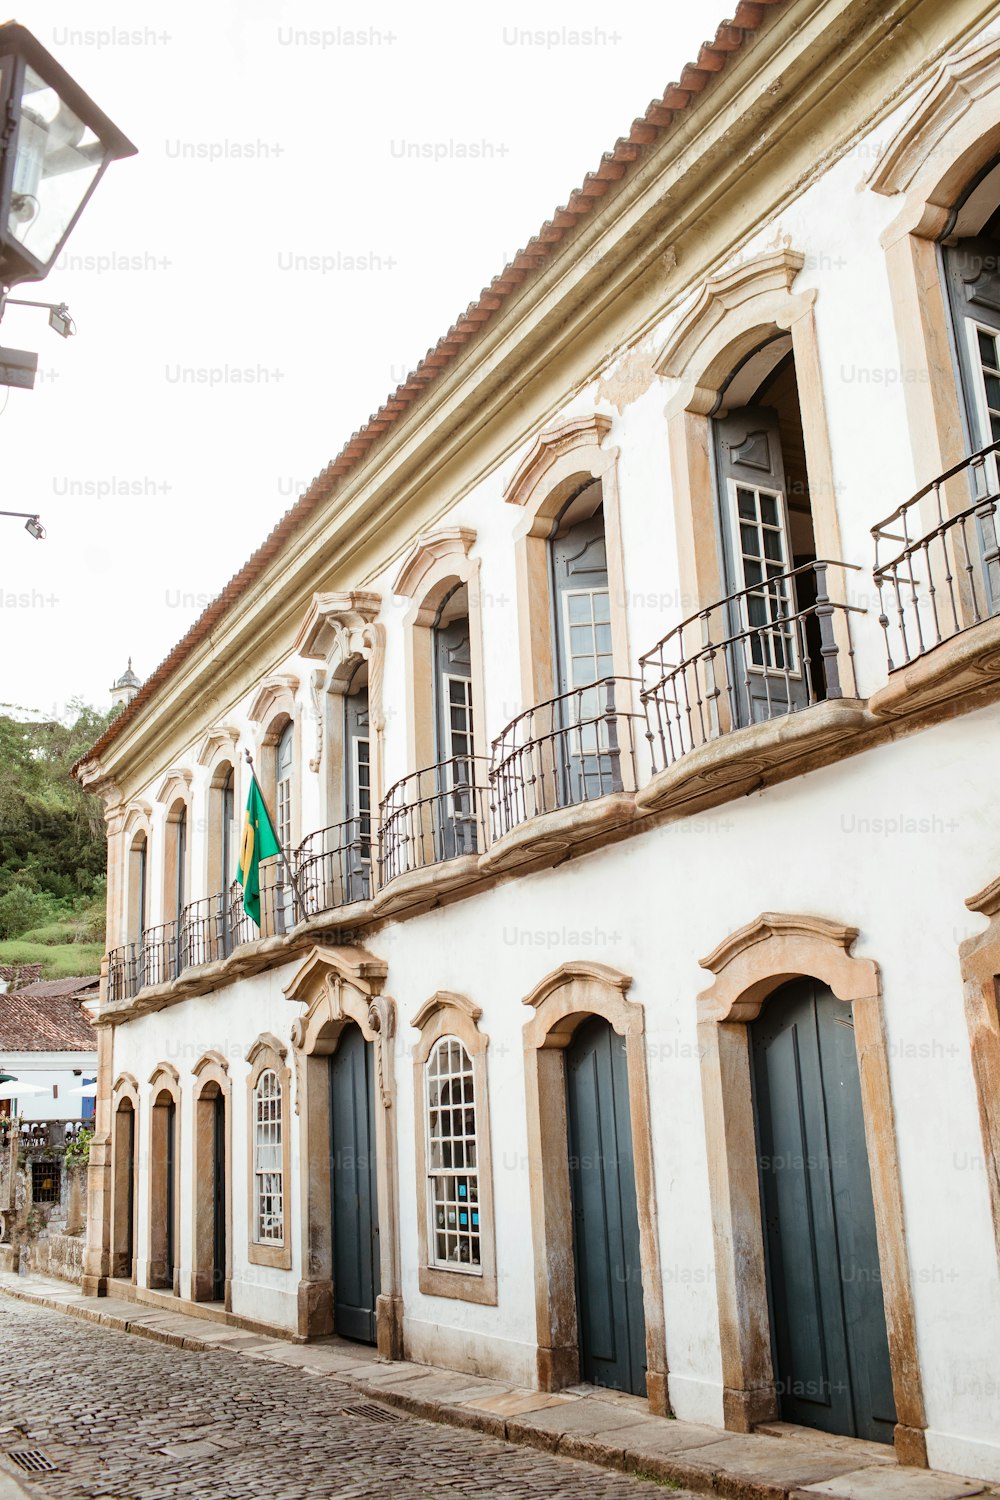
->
(502, 414), (633, 721)
(959, 876), (1000, 1278)
(248, 677), (302, 846)
(521, 960), (669, 1417)
(196, 726), (240, 900)
(191, 1051), (232, 1305)
(868, 35), (1000, 532)
(655, 247), (849, 677)
(120, 805), (152, 947)
(246, 1033), (292, 1271)
(146, 1062), (181, 1293)
(110, 1071), (140, 1281)
(155, 772), (193, 928)
(392, 528), (489, 778)
(696, 911), (927, 1468)
(283, 944), (402, 1355)
(410, 990), (497, 1306)
(293, 590), (386, 838)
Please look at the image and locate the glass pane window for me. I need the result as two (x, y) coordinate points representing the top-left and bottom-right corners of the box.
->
(253, 1069), (283, 1244)
(443, 674), (476, 821)
(561, 590), (614, 755)
(426, 1037), (481, 1271)
(730, 484), (797, 675)
(353, 736), (372, 852)
(972, 322), (1000, 446)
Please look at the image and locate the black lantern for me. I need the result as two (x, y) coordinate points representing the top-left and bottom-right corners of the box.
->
(0, 22), (136, 290)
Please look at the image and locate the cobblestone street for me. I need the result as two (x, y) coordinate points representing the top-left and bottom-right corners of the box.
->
(0, 1298), (700, 1500)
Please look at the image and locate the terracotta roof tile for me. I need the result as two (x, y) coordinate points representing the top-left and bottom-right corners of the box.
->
(0, 988), (98, 1051)
(75, 2), (787, 777)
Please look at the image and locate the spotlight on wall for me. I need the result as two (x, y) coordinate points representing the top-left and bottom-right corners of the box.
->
(24, 514), (45, 539)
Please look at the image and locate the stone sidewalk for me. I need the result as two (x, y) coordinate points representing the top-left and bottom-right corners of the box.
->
(0, 1270), (994, 1500)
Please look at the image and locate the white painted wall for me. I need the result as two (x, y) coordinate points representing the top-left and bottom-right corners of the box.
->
(1, 1052), (98, 1122)
(104, 60), (1000, 1484)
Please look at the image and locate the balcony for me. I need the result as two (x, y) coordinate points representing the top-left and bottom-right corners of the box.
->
(637, 560), (867, 812)
(872, 442), (1000, 691)
(298, 816), (372, 916)
(485, 677), (643, 869)
(376, 755), (490, 910)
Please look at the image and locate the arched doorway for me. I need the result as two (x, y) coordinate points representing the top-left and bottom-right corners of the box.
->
(111, 1097), (136, 1280)
(750, 977), (896, 1442)
(149, 1085), (178, 1292)
(329, 1022), (380, 1342)
(566, 1015), (647, 1396)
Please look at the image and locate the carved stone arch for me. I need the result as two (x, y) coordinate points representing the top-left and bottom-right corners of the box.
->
(391, 527), (488, 773)
(502, 414), (631, 711)
(122, 805), (151, 838)
(521, 961), (668, 1416)
(410, 990), (496, 1308)
(247, 675), (300, 732)
(120, 806), (152, 949)
(154, 770), (192, 808)
(959, 876), (1000, 1282)
(293, 591), (386, 815)
(282, 945), (401, 1355)
(110, 1073), (140, 1282)
(655, 246), (843, 636)
(195, 725), (240, 768)
(867, 36), (1000, 509)
(696, 912), (927, 1466)
(146, 1063), (181, 1294)
(190, 1051), (232, 1304)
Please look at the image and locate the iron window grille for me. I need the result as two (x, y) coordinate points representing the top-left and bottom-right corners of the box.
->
(31, 1160), (60, 1203)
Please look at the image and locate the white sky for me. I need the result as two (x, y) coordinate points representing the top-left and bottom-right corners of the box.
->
(0, 0), (729, 720)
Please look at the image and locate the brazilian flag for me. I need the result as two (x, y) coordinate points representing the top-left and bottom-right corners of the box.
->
(237, 776), (281, 927)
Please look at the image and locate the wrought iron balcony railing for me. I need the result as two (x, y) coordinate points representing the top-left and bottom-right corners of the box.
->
(297, 815), (372, 916)
(640, 560), (864, 774)
(489, 677), (644, 839)
(140, 921), (180, 989)
(873, 440), (1000, 670)
(378, 755), (490, 887)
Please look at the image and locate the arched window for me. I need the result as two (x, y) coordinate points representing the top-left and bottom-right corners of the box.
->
(126, 831), (148, 943)
(252, 1068), (284, 1246)
(425, 1036), (480, 1270)
(275, 722), (294, 853)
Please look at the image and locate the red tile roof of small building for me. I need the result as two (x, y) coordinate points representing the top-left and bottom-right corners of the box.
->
(75, 1), (786, 776)
(0, 981), (99, 1051)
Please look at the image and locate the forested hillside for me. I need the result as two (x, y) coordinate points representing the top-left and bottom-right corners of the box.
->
(0, 701), (116, 978)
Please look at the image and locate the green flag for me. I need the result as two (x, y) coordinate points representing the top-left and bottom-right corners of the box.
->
(237, 776), (281, 927)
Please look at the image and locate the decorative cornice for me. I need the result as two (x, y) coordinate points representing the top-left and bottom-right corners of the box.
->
(148, 1061), (180, 1088)
(522, 960), (632, 1011)
(192, 1049), (230, 1077)
(246, 1031), (288, 1066)
(154, 769), (193, 807)
(410, 990), (483, 1032)
(869, 36), (1000, 197)
(247, 674), (300, 725)
(699, 911), (859, 976)
(393, 527), (477, 600)
(293, 590), (382, 661)
(282, 944), (389, 1006)
(655, 248), (806, 381)
(966, 875), (1000, 918)
(503, 414), (613, 508)
(195, 725), (240, 767)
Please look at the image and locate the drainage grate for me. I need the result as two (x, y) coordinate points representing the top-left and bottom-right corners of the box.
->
(336, 1400), (406, 1425)
(7, 1450), (55, 1473)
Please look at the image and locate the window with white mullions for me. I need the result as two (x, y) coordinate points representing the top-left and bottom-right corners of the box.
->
(426, 1036), (481, 1271)
(253, 1069), (283, 1245)
(444, 671), (475, 816)
(731, 483), (798, 675)
(562, 588), (614, 756)
(352, 734), (371, 852)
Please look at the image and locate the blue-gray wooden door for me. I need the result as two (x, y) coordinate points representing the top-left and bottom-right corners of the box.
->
(751, 978), (896, 1443)
(330, 1025), (380, 1343)
(549, 507), (621, 805)
(566, 1016), (647, 1396)
(344, 685), (372, 902)
(433, 613), (477, 857)
(714, 407), (808, 724)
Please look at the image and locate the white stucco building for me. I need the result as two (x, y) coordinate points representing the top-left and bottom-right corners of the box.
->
(74, 1), (1000, 1485)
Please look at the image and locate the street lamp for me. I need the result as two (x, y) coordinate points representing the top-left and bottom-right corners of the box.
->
(0, 22), (136, 292)
(0, 509), (46, 539)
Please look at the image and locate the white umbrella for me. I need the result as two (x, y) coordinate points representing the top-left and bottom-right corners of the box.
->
(65, 1082), (98, 1098)
(0, 1080), (50, 1099)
